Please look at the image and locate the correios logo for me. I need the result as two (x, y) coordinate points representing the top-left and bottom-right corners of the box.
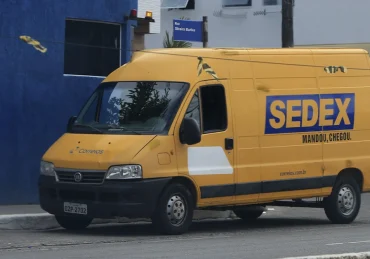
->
(69, 146), (104, 155)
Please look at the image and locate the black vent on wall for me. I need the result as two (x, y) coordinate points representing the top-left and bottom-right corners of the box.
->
(179, 0), (195, 10)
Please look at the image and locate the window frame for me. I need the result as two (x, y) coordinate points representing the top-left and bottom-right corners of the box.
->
(63, 18), (122, 77)
(183, 89), (203, 133)
(222, 0), (252, 8)
(199, 84), (228, 134)
(183, 84), (228, 135)
(263, 0), (280, 6)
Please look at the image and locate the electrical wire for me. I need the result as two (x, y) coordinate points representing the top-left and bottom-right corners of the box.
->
(2, 34), (370, 71)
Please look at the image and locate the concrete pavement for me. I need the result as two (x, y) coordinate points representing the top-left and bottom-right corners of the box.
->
(281, 253), (370, 259)
(0, 194), (370, 259)
(0, 204), (236, 230)
(1, 216), (370, 258)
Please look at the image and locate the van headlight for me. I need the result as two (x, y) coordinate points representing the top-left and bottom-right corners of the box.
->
(40, 161), (56, 176)
(105, 165), (142, 180)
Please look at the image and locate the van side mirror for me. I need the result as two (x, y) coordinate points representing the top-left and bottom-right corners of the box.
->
(67, 116), (77, 132)
(180, 118), (201, 145)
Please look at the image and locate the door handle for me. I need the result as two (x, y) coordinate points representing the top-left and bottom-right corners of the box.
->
(225, 138), (234, 150)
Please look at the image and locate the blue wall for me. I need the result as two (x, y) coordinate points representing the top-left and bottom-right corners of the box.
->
(0, 0), (137, 204)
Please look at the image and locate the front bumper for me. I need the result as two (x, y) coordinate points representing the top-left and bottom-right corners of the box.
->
(38, 175), (171, 219)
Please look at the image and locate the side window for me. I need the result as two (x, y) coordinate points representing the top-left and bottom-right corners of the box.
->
(200, 85), (227, 133)
(184, 91), (201, 129)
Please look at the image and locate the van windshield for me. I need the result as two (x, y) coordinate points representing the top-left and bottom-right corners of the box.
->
(71, 81), (190, 135)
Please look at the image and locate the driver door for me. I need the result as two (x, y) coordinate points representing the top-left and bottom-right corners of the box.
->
(174, 80), (235, 206)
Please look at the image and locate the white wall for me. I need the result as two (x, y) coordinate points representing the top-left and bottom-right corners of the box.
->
(145, 0), (282, 49)
(145, 0), (370, 49)
(138, 0), (161, 33)
(294, 0), (370, 45)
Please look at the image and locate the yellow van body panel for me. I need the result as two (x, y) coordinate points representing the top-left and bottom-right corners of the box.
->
(43, 134), (180, 180)
(42, 133), (156, 170)
(130, 136), (179, 179)
(103, 49), (230, 84)
(251, 49), (324, 202)
(173, 80), (236, 206)
(312, 48), (370, 193)
(40, 47), (370, 216)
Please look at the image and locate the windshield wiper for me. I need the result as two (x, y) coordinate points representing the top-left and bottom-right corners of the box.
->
(107, 124), (141, 135)
(74, 123), (103, 133)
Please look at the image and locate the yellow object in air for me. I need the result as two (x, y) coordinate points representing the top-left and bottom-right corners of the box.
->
(19, 35), (47, 53)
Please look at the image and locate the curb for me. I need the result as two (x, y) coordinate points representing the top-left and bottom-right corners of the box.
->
(280, 252), (370, 259)
(0, 210), (236, 230)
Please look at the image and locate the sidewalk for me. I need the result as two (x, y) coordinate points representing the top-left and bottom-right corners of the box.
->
(0, 204), (45, 215)
(0, 204), (236, 230)
(0, 204), (58, 230)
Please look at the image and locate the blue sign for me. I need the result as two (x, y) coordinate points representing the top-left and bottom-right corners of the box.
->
(264, 93), (355, 134)
(173, 19), (203, 42)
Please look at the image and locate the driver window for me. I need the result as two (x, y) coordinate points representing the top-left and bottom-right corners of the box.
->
(184, 91), (201, 130)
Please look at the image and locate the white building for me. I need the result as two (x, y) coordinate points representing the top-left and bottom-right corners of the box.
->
(144, 0), (370, 52)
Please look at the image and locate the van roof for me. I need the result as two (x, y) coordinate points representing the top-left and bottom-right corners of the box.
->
(103, 47), (369, 83)
(135, 47), (369, 57)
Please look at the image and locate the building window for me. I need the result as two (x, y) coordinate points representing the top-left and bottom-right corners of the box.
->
(264, 0), (279, 5)
(162, 0), (195, 9)
(64, 19), (121, 77)
(222, 0), (251, 8)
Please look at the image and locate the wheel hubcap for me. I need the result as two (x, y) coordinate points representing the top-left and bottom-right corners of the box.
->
(166, 195), (187, 226)
(337, 185), (356, 216)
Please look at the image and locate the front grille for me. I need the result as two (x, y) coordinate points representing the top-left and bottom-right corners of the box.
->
(59, 189), (96, 201)
(56, 170), (106, 184)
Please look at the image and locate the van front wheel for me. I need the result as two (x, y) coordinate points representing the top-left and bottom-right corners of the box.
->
(151, 183), (194, 235)
(323, 177), (361, 224)
(55, 215), (93, 230)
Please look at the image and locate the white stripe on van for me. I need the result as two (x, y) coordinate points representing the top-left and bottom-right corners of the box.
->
(187, 146), (233, 175)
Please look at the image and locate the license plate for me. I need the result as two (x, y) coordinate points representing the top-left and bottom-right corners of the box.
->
(63, 202), (87, 215)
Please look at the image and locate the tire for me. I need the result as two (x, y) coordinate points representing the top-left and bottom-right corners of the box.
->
(323, 176), (361, 224)
(55, 215), (93, 230)
(233, 206), (265, 221)
(151, 183), (194, 235)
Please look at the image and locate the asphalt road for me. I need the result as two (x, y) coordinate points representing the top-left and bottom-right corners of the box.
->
(1, 194), (370, 259)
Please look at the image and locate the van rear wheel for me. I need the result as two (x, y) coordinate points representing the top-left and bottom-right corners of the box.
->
(323, 176), (361, 224)
(233, 206), (265, 221)
(55, 215), (93, 230)
(151, 183), (194, 235)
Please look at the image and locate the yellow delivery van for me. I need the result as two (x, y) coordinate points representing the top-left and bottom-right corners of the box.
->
(39, 47), (370, 235)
